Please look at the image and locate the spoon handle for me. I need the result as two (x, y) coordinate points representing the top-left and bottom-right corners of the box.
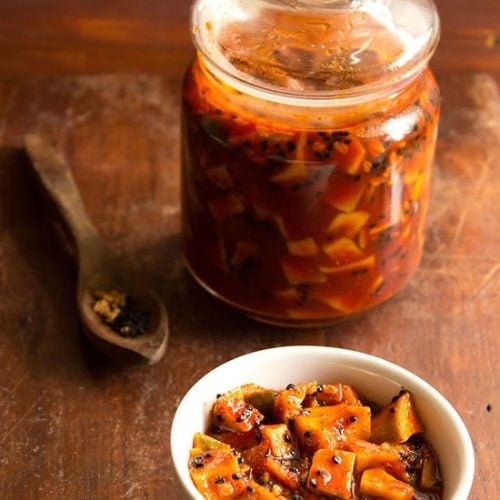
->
(25, 135), (106, 269)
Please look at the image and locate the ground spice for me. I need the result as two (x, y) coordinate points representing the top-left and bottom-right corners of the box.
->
(92, 289), (150, 338)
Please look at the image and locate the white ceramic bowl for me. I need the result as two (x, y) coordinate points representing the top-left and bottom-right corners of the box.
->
(170, 346), (474, 499)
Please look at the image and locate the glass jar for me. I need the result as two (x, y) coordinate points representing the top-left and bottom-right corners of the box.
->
(181, 0), (440, 327)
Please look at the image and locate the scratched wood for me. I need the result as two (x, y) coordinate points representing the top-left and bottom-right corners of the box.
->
(0, 1), (499, 499)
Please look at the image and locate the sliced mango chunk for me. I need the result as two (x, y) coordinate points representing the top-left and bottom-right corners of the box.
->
(241, 384), (276, 416)
(319, 255), (375, 275)
(371, 391), (424, 444)
(365, 139), (386, 159)
(419, 443), (442, 490)
(264, 456), (301, 490)
(213, 388), (264, 433)
(411, 174), (425, 200)
(295, 405), (371, 452)
(344, 439), (402, 475)
(282, 256), (326, 285)
(358, 226), (369, 250)
(270, 162), (308, 184)
(251, 202), (290, 238)
(359, 468), (414, 500)
(307, 449), (356, 499)
(260, 424), (295, 458)
(323, 237), (364, 263)
(327, 211), (370, 238)
(369, 275), (385, 296)
(193, 433), (233, 453)
(189, 448), (247, 499)
(241, 440), (270, 476)
(287, 238), (320, 257)
(331, 136), (366, 175)
(208, 195), (245, 223)
(231, 242), (259, 267)
(206, 165), (234, 191)
(208, 429), (260, 451)
(315, 383), (363, 407)
(274, 382), (318, 423)
(323, 173), (367, 212)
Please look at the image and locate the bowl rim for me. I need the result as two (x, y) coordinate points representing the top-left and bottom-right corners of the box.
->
(170, 345), (475, 499)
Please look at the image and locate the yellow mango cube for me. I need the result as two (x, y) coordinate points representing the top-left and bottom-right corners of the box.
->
(360, 468), (414, 500)
(287, 238), (320, 257)
(323, 237), (364, 263)
(307, 449), (356, 499)
(327, 211), (370, 238)
(371, 391), (424, 444)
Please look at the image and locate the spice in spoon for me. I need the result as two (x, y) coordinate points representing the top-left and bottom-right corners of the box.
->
(92, 289), (150, 338)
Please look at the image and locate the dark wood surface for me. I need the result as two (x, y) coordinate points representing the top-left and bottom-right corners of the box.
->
(0, 1), (498, 499)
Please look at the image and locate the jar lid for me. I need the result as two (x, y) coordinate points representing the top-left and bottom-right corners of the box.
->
(191, 0), (440, 104)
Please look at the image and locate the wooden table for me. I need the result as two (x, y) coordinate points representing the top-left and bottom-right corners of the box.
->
(0, 1), (498, 498)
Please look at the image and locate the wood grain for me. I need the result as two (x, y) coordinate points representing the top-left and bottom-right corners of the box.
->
(0, 1), (498, 499)
(0, 0), (498, 77)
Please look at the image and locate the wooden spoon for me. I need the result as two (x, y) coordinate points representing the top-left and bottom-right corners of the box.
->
(25, 134), (169, 364)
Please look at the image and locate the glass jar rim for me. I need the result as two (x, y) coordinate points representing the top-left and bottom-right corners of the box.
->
(191, 0), (440, 107)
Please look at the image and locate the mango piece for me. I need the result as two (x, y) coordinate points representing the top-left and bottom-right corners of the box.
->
(287, 238), (320, 257)
(274, 382), (318, 423)
(319, 255), (375, 275)
(307, 449), (356, 499)
(371, 391), (424, 444)
(264, 456), (301, 490)
(189, 448), (247, 499)
(369, 275), (385, 296)
(419, 444), (442, 491)
(208, 429), (260, 451)
(295, 405), (371, 452)
(241, 441), (270, 476)
(359, 468), (414, 500)
(323, 237), (364, 263)
(206, 165), (234, 191)
(323, 173), (367, 212)
(315, 384), (363, 406)
(270, 162), (308, 184)
(251, 202), (290, 238)
(369, 222), (394, 237)
(213, 388), (264, 433)
(365, 139), (386, 159)
(411, 174), (424, 200)
(193, 433), (232, 453)
(282, 256), (326, 285)
(327, 211), (370, 238)
(344, 439), (402, 475)
(331, 136), (366, 175)
(208, 195), (245, 223)
(358, 226), (369, 250)
(260, 424), (295, 458)
(231, 242), (258, 267)
(241, 384), (276, 416)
